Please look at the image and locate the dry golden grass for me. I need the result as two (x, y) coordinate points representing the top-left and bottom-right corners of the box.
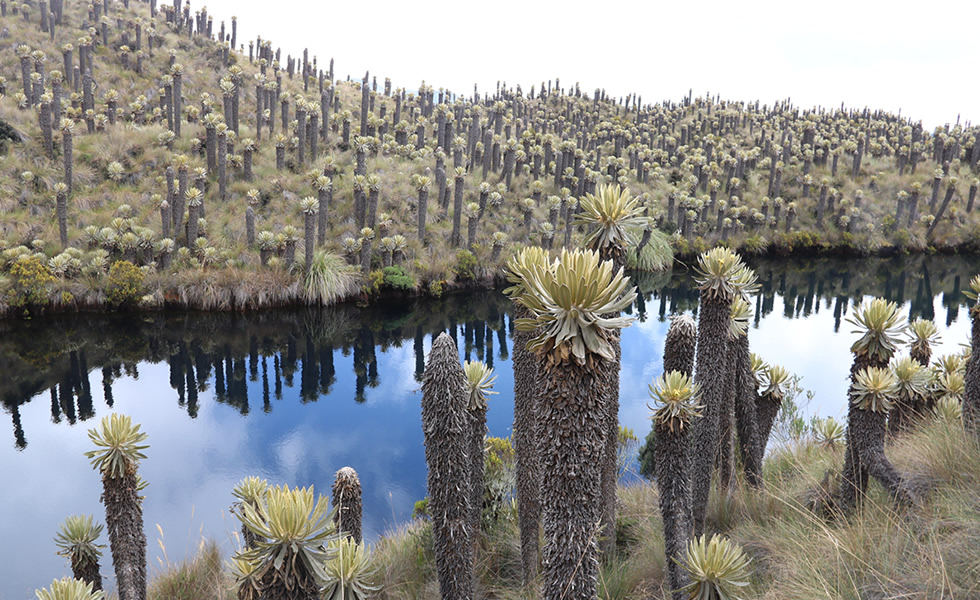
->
(370, 419), (980, 599)
(148, 538), (234, 600)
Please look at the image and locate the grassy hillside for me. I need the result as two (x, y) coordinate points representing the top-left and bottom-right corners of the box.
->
(0, 0), (976, 317)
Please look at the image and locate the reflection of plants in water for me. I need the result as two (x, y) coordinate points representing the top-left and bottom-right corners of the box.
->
(303, 309), (356, 345)
(1, 256), (977, 450)
(633, 254), (979, 327)
(6, 290), (506, 415)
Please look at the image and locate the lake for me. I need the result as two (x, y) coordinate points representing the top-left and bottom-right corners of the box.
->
(0, 254), (976, 599)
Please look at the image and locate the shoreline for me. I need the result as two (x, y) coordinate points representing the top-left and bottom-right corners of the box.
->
(3, 242), (978, 321)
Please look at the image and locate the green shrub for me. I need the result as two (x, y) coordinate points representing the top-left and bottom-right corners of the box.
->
(105, 261), (145, 308)
(741, 235), (770, 255)
(672, 237), (691, 257)
(672, 235), (710, 257)
(412, 498), (429, 520)
(363, 269), (386, 296)
(382, 266), (415, 290)
(452, 249), (478, 281)
(427, 280), (445, 298)
(771, 233), (794, 254)
(789, 230), (823, 250)
(362, 266), (414, 296)
(5, 256), (55, 315)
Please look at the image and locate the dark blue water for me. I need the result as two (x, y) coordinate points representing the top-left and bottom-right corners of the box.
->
(1, 254), (976, 599)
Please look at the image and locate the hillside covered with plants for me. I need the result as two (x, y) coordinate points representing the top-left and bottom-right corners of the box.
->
(2, 0), (978, 318)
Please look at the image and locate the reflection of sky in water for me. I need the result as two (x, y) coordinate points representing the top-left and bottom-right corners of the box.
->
(3, 345), (441, 600)
(0, 255), (975, 599)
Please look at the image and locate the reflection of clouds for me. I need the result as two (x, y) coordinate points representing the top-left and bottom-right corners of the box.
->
(751, 295), (854, 419)
(274, 407), (421, 541)
(620, 317), (671, 437)
(243, 345), (431, 542)
(3, 395), (108, 600)
(1, 363), (251, 600)
(273, 428), (306, 481)
(112, 367), (253, 579)
(358, 344), (423, 407)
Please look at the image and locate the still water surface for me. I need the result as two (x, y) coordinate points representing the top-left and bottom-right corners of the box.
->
(0, 254), (976, 598)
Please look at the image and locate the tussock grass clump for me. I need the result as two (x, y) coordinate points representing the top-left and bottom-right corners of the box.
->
(372, 520), (438, 600)
(303, 250), (360, 306)
(148, 539), (233, 600)
(149, 267), (302, 311)
(626, 228), (674, 272)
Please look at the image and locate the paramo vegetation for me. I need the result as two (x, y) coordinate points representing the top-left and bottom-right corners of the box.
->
(2, 0), (979, 318)
(5, 1), (980, 600)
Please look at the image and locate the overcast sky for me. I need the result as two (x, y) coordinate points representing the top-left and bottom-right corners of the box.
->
(198, 0), (978, 129)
